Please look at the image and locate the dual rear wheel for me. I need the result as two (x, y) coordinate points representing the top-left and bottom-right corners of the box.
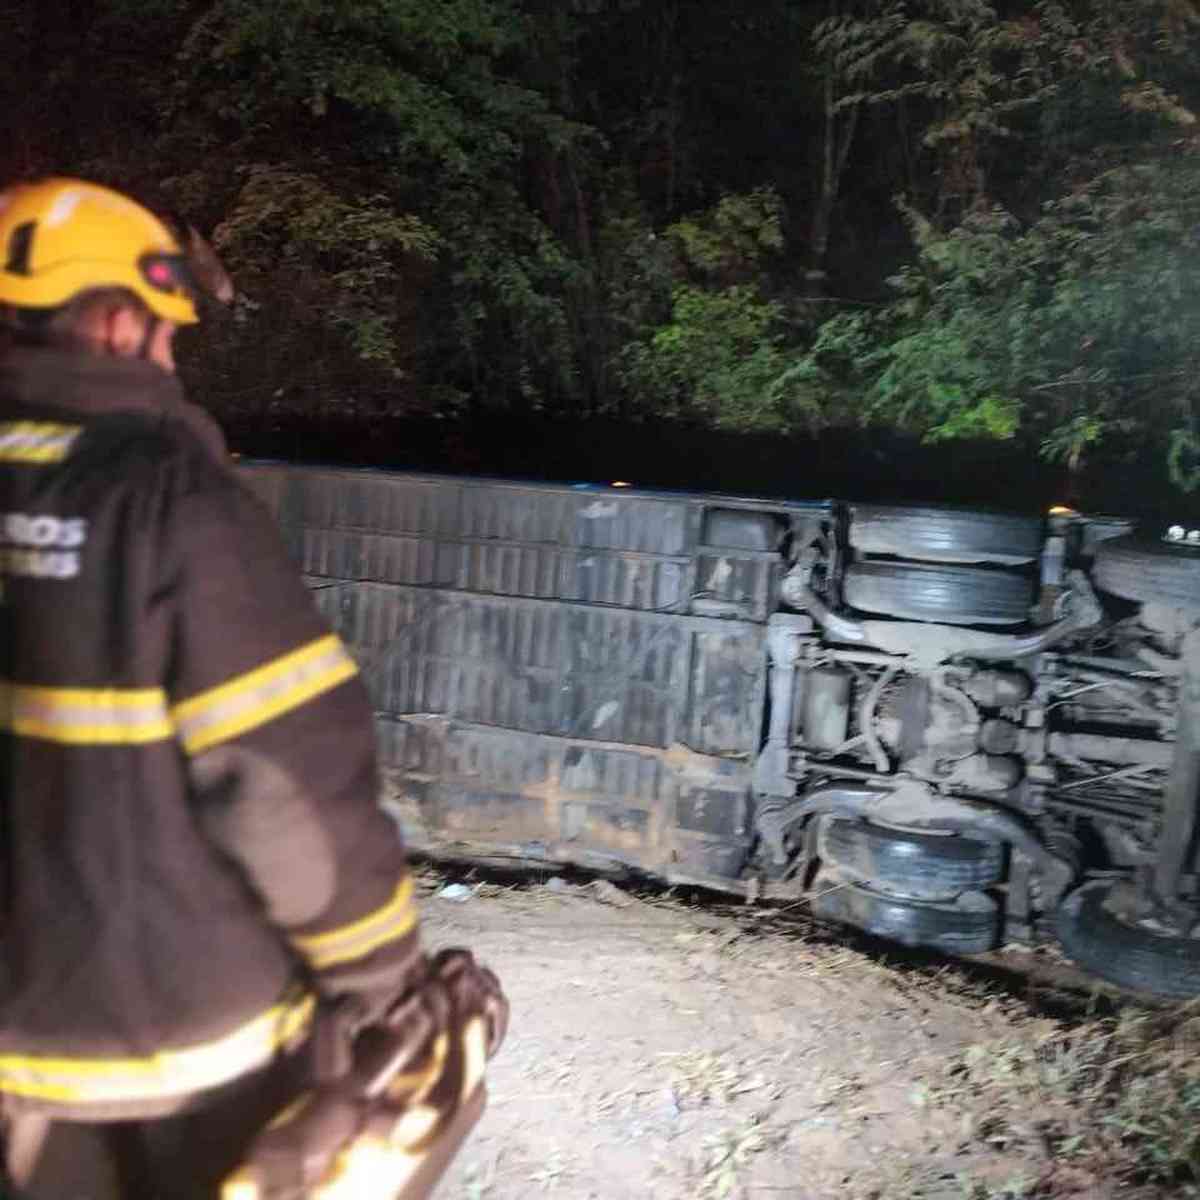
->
(811, 506), (1022, 956)
(816, 510), (1200, 996)
(842, 504), (1040, 627)
(813, 818), (1004, 956)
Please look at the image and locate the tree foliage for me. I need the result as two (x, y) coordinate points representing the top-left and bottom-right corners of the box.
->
(4, 0), (1200, 491)
(794, 0), (1200, 487)
(616, 189), (825, 432)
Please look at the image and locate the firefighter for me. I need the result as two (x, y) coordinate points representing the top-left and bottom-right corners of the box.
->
(0, 177), (504, 1198)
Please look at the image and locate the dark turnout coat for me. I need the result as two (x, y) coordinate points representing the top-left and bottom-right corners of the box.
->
(0, 347), (419, 1120)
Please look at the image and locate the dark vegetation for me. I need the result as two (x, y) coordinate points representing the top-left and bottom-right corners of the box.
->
(6, 0), (1200, 518)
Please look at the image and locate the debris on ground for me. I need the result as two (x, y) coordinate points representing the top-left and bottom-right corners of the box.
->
(435, 882), (476, 903)
(419, 879), (1199, 1200)
(584, 879), (634, 907)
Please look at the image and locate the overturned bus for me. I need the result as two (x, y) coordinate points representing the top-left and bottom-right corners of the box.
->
(242, 462), (1200, 999)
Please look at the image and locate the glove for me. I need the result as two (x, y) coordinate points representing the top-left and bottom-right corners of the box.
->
(222, 948), (508, 1200)
(422, 948), (508, 1062)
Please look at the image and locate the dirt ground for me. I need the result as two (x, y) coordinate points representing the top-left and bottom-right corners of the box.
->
(418, 870), (1199, 1200)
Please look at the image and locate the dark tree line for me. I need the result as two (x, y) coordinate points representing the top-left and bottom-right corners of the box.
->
(3, 1), (1200, 498)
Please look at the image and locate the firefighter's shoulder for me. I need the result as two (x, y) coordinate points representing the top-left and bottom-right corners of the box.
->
(71, 409), (233, 501)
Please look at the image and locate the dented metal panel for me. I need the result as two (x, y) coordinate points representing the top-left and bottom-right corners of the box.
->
(376, 717), (752, 881)
(239, 462), (816, 887)
(443, 543), (686, 610)
(314, 580), (760, 754)
(694, 552), (780, 621)
(249, 466), (697, 613)
(457, 483), (689, 555)
(280, 469), (457, 538)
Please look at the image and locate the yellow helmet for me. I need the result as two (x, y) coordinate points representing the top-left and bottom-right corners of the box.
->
(0, 177), (198, 325)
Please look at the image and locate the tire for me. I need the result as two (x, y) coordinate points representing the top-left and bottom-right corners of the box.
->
(848, 504), (1042, 565)
(1093, 536), (1200, 610)
(1057, 880), (1200, 999)
(819, 818), (1005, 902)
(811, 882), (1000, 955)
(842, 561), (1032, 626)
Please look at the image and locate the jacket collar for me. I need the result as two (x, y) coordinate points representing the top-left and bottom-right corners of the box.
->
(0, 345), (229, 463)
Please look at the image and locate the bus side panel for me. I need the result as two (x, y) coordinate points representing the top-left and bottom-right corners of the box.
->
(241, 463), (768, 886)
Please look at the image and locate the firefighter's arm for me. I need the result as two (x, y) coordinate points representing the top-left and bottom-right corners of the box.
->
(161, 460), (422, 1008)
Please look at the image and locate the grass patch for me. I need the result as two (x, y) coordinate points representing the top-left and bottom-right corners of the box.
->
(698, 1116), (773, 1199)
(922, 1005), (1200, 1195)
(663, 1050), (772, 1108)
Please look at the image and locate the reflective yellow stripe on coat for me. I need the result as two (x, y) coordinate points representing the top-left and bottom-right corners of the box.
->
(172, 634), (358, 756)
(291, 877), (418, 970)
(0, 421), (81, 464)
(0, 682), (172, 745)
(0, 992), (315, 1104)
